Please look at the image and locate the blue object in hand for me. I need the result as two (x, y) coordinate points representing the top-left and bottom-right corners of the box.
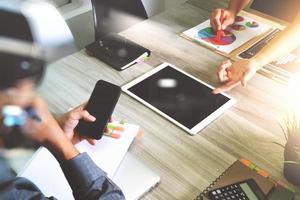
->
(2, 106), (41, 127)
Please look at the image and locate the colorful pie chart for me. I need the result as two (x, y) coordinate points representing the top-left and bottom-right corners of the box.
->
(246, 21), (259, 28)
(198, 27), (236, 46)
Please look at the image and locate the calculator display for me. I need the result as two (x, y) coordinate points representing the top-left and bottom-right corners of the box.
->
(240, 183), (259, 200)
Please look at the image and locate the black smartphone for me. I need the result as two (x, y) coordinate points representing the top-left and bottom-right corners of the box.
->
(76, 80), (121, 139)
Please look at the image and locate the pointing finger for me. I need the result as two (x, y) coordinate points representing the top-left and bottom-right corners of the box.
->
(213, 80), (240, 94)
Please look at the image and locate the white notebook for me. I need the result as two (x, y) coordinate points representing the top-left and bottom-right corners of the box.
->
(19, 123), (139, 200)
(182, 16), (270, 54)
(113, 153), (160, 200)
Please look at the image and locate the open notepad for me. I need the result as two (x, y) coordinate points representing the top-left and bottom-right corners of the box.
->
(19, 123), (139, 200)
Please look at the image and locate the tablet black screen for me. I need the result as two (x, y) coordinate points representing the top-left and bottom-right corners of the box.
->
(128, 66), (230, 129)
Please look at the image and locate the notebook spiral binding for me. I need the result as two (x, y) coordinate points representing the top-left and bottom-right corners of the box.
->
(194, 160), (239, 200)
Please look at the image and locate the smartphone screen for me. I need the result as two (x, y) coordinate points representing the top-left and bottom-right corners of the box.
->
(76, 80), (121, 139)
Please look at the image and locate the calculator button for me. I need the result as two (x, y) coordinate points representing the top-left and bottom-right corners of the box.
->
(217, 190), (221, 194)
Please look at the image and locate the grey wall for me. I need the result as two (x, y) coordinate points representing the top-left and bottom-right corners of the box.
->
(66, 8), (94, 48)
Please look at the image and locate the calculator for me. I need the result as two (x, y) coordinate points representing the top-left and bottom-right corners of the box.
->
(208, 179), (266, 200)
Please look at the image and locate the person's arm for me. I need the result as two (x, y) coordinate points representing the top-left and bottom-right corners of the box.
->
(227, 0), (251, 16)
(0, 156), (53, 199)
(61, 153), (124, 200)
(0, 132), (73, 200)
(44, 108), (125, 200)
(213, 11), (300, 94)
(210, 0), (251, 31)
(0, 97), (124, 200)
(55, 104), (125, 200)
(0, 151), (124, 200)
(0, 156), (15, 181)
(253, 12), (300, 66)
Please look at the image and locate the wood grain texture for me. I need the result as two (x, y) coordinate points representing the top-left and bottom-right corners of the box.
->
(37, 0), (300, 199)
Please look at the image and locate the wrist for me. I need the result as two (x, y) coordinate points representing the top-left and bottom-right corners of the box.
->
(247, 58), (262, 72)
(45, 131), (79, 161)
(227, 8), (238, 17)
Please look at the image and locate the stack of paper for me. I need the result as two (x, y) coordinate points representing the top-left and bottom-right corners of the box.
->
(19, 123), (139, 200)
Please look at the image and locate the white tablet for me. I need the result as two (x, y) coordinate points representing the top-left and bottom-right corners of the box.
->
(122, 63), (236, 135)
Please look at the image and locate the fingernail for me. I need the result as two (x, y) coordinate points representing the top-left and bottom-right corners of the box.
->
(214, 88), (221, 94)
(90, 116), (96, 121)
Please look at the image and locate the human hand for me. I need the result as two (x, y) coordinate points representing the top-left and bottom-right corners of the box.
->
(213, 59), (259, 94)
(22, 97), (80, 158)
(210, 9), (235, 31)
(0, 95), (79, 160)
(20, 96), (65, 144)
(57, 103), (97, 145)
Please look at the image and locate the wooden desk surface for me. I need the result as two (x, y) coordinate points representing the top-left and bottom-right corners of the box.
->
(38, 0), (298, 199)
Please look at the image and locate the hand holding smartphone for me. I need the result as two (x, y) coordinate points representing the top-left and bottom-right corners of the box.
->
(76, 80), (121, 139)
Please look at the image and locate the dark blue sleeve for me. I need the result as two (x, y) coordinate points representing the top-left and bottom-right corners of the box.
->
(0, 153), (124, 200)
(0, 156), (14, 181)
(60, 153), (125, 200)
(0, 156), (54, 200)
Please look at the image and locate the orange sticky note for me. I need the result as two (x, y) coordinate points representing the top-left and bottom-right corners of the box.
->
(240, 158), (251, 166)
(256, 168), (269, 178)
(107, 123), (125, 132)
